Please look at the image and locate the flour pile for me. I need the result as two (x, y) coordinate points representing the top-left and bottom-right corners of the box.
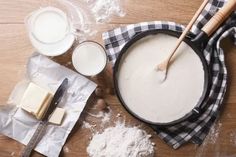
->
(87, 122), (155, 157)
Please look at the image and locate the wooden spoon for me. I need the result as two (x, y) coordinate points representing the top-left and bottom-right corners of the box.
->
(156, 0), (209, 81)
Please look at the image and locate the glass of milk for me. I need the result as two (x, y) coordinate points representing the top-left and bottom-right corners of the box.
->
(72, 41), (107, 76)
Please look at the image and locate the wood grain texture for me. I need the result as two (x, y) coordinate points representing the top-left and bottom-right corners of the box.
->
(0, 0), (203, 25)
(0, 0), (236, 157)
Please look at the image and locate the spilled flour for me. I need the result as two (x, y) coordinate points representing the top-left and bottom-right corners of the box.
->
(87, 122), (155, 157)
(195, 121), (222, 157)
(230, 131), (236, 146)
(86, 107), (112, 126)
(82, 121), (97, 129)
(207, 122), (222, 144)
(85, 0), (125, 22)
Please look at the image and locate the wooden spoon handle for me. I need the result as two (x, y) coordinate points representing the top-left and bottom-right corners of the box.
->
(157, 0), (209, 72)
(167, 0), (209, 61)
(202, 0), (236, 36)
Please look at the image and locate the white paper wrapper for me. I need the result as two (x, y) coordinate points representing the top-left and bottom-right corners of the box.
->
(0, 53), (97, 157)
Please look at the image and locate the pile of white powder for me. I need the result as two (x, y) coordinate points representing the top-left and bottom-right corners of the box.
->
(87, 122), (155, 157)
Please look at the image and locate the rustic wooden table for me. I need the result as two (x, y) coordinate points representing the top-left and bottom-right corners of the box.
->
(0, 0), (236, 157)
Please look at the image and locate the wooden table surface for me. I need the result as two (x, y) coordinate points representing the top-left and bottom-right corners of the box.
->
(0, 0), (236, 157)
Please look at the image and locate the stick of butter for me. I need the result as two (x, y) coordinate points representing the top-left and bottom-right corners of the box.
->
(20, 82), (53, 119)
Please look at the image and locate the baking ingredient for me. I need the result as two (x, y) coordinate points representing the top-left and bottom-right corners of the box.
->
(72, 41), (107, 76)
(20, 82), (53, 119)
(195, 121), (222, 157)
(31, 7), (69, 44)
(58, 0), (126, 40)
(101, 109), (111, 125)
(86, 0), (125, 23)
(49, 107), (66, 125)
(35, 93), (53, 119)
(26, 7), (75, 56)
(87, 122), (154, 157)
(0, 54), (97, 157)
(95, 99), (107, 111)
(86, 106), (112, 126)
(118, 33), (205, 123)
(82, 121), (97, 129)
(230, 131), (236, 146)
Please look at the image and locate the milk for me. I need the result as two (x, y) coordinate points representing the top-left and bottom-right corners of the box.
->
(32, 8), (69, 44)
(72, 42), (107, 76)
(117, 34), (205, 123)
(27, 7), (75, 56)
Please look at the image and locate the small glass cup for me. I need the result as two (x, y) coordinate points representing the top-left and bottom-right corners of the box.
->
(72, 41), (108, 76)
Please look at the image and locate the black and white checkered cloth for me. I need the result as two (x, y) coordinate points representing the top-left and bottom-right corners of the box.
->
(102, 0), (236, 149)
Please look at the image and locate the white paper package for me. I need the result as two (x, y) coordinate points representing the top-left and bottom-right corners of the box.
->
(0, 53), (97, 157)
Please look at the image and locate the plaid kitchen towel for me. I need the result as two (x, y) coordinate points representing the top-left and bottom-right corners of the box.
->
(102, 0), (236, 149)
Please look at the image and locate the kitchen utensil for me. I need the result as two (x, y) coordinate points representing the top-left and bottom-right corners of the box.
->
(21, 78), (69, 157)
(114, 0), (236, 126)
(156, 0), (209, 81)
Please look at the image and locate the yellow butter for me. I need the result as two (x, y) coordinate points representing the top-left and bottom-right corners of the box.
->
(20, 83), (53, 118)
(35, 93), (53, 120)
(49, 108), (65, 125)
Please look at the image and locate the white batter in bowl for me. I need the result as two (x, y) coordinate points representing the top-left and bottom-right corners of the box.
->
(117, 33), (205, 124)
